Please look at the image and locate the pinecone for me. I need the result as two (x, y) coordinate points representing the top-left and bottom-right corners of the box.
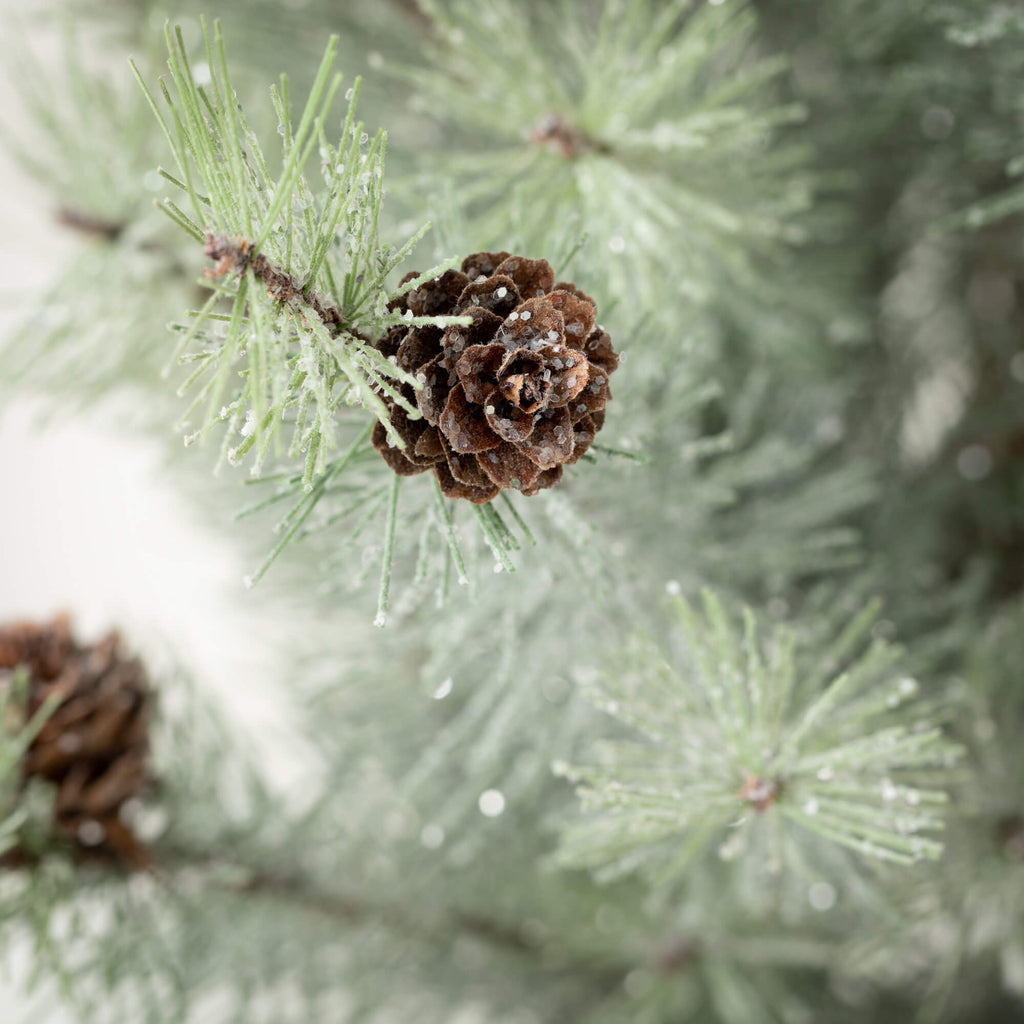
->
(0, 614), (151, 868)
(372, 252), (619, 503)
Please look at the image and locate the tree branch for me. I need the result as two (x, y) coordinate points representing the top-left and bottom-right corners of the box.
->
(152, 841), (695, 993)
(203, 233), (356, 337)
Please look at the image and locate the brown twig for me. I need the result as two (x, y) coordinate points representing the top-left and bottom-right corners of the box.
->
(203, 233), (354, 337)
(391, 0), (434, 33)
(56, 207), (125, 242)
(151, 842), (699, 988)
(529, 113), (612, 160)
(217, 862), (549, 960)
(998, 815), (1024, 863)
(739, 773), (781, 812)
(152, 841), (542, 957)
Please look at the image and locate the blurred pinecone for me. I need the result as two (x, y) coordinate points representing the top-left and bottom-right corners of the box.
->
(373, 252), (618, 503)
(0, 614), (150, 868)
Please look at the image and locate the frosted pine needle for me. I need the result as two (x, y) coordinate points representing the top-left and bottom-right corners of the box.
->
(556, 590), (962, 883)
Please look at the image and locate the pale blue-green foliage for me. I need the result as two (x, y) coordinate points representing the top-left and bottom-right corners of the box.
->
(395, 0), (812, 320)
(1, 651), (824, 1024)
(1, 245), (194, 418)
(225, 605), (837, 1024)
(231, 421), (550, 624)
(0, 28), (195, 412)
(589, 358), (878, 597)
(938, 0), (1024, 47)
(556, 591), (961, 885)
(6, 3), (1024, 1023)
(927, 1), (1024, 232)
(833, 602), (1024, 1019)
(0, 23), (159, 226)
(133, 21), (465, 483)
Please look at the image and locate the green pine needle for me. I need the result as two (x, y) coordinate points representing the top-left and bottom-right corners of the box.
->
(130, 20), (563, 612)
(133, 20), (469, 476)
(394, 0), (812, 320)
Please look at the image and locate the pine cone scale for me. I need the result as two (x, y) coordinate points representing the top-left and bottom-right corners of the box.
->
(545, 289), (596, 342)
(456, 276), (521, 317)
(447, 448), (497, 490)
(483, 393), (535, 443)
(495, 297), (565, 351)
(0, 615), (75, 679)
(415, 355), (454, 425)
(583, 330), (618, 374)
(434, 460), (499, 504)
(522, 465), (563, 496)
(566, 415), (597, 464)
(461, 251), (511, 280)
(455, 343), (506, 403)
(440, 384), (503, 454)
(414, 425), (446, 460)
(492, 256), (554, 298)
(478, 443), (543, 490)
(77, 752), (146, 816)
(405, 269), (470, 316)
(372, 421), (430, 477)
(386, 388), (439, 468)
(397, 326), (443, 373)
(519, 407), (575, 469)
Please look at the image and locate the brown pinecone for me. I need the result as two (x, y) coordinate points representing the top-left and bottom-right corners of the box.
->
(0, 614), (151, 869)
(372, 252), (619, 503)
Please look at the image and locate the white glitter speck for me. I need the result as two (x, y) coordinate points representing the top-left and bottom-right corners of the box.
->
(479, 789), (506, 817)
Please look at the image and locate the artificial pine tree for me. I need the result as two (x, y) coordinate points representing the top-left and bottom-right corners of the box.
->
(1, 1), (1023, 1022)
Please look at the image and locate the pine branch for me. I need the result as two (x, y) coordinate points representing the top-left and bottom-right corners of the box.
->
(132, 21), (454, 475)
(54, 208), (125, 242)
(0, 22), (158, 230)
(154, 841), (543, 958)
(148, 838), (820, 1013)
(556, 590), (963, 885)
(392, 0), (813, 321)
(0, 25), (200, 414)
(132, 20), (575, 611)
(201, 233), (361, 338)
